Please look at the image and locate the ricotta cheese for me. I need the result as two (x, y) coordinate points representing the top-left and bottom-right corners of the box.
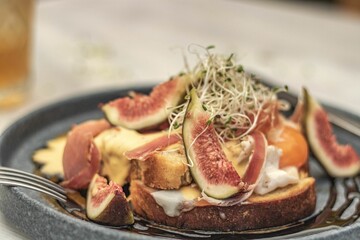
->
(151, 190), (185, 217)
(150, 185), (200, 217)
(254, 145), (299, 195)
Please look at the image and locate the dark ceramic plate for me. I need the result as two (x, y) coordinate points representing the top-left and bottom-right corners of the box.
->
(0, 85), (359, 240)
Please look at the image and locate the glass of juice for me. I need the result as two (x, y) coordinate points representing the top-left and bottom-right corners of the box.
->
(0, 0), (34, 109)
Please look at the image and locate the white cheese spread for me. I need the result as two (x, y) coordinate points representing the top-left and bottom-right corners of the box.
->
(254, 145), (299, 195)
(150, 190), (185, 217)
(150, 185), (200, 217)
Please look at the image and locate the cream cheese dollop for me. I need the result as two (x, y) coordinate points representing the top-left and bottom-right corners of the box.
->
(254, 145), (299, 195)
(150, 185), (200, 217)
(151, 190), (185, 217)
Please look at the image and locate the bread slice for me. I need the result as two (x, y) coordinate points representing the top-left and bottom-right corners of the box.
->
(130, 177), (316, 231)
(129, 143), (192, 189)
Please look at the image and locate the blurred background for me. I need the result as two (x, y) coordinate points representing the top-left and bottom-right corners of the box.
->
(0, 0), (359, 238)
(0, 0), (360, 129)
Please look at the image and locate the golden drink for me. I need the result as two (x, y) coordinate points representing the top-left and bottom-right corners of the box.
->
(0, 0), (34, 108)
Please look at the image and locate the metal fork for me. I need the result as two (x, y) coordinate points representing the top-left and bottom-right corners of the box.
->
(0, 166), (67, 202)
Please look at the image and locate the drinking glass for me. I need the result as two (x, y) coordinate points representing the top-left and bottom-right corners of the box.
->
(0, 0), (34, 108)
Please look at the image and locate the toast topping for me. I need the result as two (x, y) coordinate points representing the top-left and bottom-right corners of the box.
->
(93, 127), (166, 185)
(151, 186), (199, 217)
(183, 89), (268, 201)
(168, 49), (285, 142)
(124, 133), (181, 161)
(255, 146), (299, 195)
(61, 119), (111, 189)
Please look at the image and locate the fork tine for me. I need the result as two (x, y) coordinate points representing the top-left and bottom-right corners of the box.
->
(333, 177), (360, 224)
(355, 176), (360, 192)
(0, 167), (65, 194)
(0, 179), (67, 202)
(0, 175), (67, 201)
(344, 177), (357, 195)
(334, 198), (355, 217)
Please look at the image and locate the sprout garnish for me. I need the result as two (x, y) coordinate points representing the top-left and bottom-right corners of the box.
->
(168, 46), (287, 141)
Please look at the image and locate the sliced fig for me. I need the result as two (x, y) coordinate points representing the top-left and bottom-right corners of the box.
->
(290, 99), (304, 124)
(101, 77), (189, 130)
(86, 174), (134, 226)
(182, 89), (267, 199)
(303, 88), (360, 177)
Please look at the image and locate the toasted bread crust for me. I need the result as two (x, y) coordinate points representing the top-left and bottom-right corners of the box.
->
(129, 144), (192, 189)
(130, 178), (316, 231)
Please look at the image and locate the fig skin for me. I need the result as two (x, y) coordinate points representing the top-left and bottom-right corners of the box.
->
(86, 174), (134, 226)
(102, 77), (191, 130)
(303, 88), (360, 177)
(182, 89), (241, 199)
(89, 192), (134, 226)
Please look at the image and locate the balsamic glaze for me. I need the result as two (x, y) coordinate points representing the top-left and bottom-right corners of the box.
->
(56, 176), (360, 239)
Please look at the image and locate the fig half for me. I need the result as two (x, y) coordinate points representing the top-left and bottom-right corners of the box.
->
(102, 77), (190, 130)
(182, 89), (242, 199)
(86, 174), (134, 226)
(303, 88), (360, 177)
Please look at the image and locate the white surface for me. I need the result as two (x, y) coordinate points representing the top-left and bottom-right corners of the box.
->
(0, 0), (360, 239)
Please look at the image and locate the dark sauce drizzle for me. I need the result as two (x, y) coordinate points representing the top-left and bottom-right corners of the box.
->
(57, 175), (360, 239)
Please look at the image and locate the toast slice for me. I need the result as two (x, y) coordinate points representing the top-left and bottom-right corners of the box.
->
(129, 143), (192, 189)
(130, 177), (316, 231)
(94, 127), (170, 186)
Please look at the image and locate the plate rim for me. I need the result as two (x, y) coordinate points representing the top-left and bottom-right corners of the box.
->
(0, 85), (359, 240)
